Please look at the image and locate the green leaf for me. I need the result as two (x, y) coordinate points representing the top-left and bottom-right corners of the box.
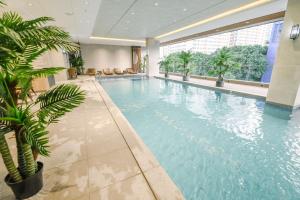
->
(17, 67), (65, 79)
(22, 119), (49, 156)
(36, 84), (85, 125)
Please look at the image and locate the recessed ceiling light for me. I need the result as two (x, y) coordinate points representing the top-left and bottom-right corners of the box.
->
(154, 2), (159, 6)
(155, 0), (271, 39)
(28, 3), (33, 6)
(90, 36), (145, 43)
(131, 12), (135, 15)
(65, 11), (74, 16)
(183, 8), (187, 12)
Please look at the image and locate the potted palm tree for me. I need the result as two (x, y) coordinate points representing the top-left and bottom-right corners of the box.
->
(159, 56), (172, 78)
(209, 47), (239, 87)
(0, 2), (85, 199)
(178, 51), (193, 81)
(69, 53), (84, 75)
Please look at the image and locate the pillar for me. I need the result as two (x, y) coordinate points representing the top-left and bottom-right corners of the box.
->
(146, 38), (160, 77)
(266, 0), (300, 109)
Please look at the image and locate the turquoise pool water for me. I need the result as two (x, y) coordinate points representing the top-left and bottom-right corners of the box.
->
(99, 77), (300, 200)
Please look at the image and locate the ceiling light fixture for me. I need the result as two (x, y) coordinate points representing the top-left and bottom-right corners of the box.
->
(155, 0), (271, 39)
(90, 36), (145, 43)
(28, 3), (33, 6)
(183, 8), (187, 12)
(131, 12), (135, 15)
(65, 12), (74, 16)
(154, 2), (159, 6)
(290, 24), (300, 40)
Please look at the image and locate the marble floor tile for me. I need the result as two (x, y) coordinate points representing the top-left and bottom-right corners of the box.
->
(32, 160), (89, 200)
(89, 175), (155, 200)
(88, 148), (141, 192)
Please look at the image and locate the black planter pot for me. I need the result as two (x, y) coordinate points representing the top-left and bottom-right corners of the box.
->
(5, 162), (44, 199)
(165, 73), (169, 78)
(182, 75), (190, 81)
(216, 75), (224, 87)
(216, 80), (224, 87)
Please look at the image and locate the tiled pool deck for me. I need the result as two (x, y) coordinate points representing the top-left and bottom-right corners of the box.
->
(0, 77), (184, 200)
(156, 75), (268, 99)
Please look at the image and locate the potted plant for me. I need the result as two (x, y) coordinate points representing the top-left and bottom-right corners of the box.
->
(69, 53), (84, 75)
(178, 51), (193, 81)
(209, 47), (239, 87)
(159, 56), (172, 78)
(0, 2), (84, 199)
(0, 83), (84, 199)
(140, 55), (148, 73)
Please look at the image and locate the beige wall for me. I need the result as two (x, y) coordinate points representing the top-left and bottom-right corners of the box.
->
(31, 49), (68, 91)
(33, 49), (69, 83)
(80, 44), (132, 71)
(267, 0), (300, 108)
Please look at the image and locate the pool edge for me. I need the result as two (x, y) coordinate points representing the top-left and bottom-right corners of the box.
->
(155, 76), (266, 100)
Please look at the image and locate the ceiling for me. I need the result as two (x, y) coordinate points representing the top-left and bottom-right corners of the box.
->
(0, 0), (287, 46)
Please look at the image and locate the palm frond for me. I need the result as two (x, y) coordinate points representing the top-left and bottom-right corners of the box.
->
(0, 105), (50, 156)
(21, 17), (54, 29)
(0, 0), (6, 6)
(0, 23), (24, 48)
(21, 119), (49, 156)
(36, 84), (85, 125)
(0, 12), (23, 28)
(0, 46), (17, 59)
(19, 26), (78, 52)
(17, 67), (65, 79)
(0, 109), (11, 136)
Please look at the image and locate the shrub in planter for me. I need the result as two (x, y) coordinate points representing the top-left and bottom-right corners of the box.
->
(0, 82), (85, 199)
(159, 56), (172, 78)
(69, 53), (84, 75)
(209, 47), (240, 87)
(0, 2), (84, 198)
(140, 55), (148, 73)
(178, 51), (193, 81)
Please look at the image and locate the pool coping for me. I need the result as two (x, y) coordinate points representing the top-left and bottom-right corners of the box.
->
(155, 76), (267, 100)
(93, 80), (185, 200)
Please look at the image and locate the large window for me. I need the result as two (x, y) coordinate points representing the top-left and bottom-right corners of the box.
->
(160, 21), (283, 83)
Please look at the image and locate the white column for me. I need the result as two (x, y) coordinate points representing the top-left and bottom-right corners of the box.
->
(266, 0), (300, 109)
(49, 50), (69, 82)
(146, 38), (160, 77)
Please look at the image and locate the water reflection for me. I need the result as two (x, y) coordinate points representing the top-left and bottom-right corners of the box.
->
(263, 104), (292, 120)
(215, 91), (222, 102)
(182, 84), (189, 94)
